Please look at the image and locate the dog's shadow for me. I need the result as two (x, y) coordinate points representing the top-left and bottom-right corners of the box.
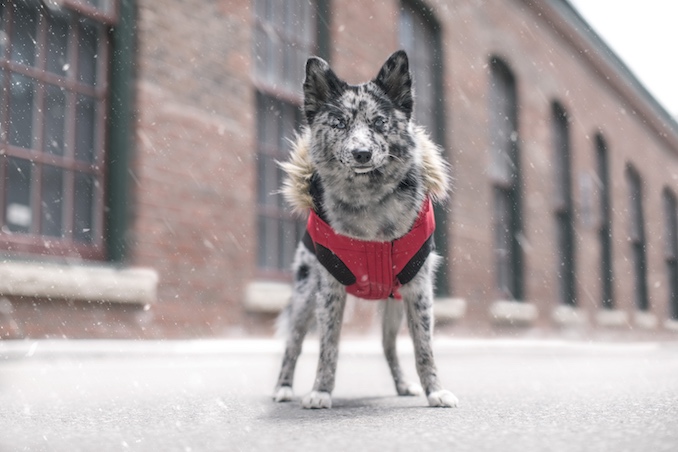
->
(264, 395), (428, 424)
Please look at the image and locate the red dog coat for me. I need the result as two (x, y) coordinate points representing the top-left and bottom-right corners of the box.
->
(303, 198), (436, 300)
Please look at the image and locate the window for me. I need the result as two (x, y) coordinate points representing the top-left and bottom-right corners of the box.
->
(552, 102), (576, 306)
(627, 166), (649, 311)
(399, 1), (450, 296)
(253, 0), (325, 277)
(595, 134), (614, 309)
(662, 188), (678, 320)
(0, 0), (116, 260)
(489, 57), (523, 300)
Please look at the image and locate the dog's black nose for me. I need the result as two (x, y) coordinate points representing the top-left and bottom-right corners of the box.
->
(352, 149), (372, 164)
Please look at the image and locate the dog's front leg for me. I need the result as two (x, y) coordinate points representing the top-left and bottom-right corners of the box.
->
(302, 271), (347, 409)
(401, 260), (459, 408)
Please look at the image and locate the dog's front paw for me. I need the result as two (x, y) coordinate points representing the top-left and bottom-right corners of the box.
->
(273, 385), (294, 403)
(427, 390), (459, 408)
(396, 382), (423, 396)
(301, 391), (332, 409)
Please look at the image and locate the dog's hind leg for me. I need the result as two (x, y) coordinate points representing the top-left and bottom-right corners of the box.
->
(401, 257), (459, 408)
(274, 247), (318, 402)
(382, 298), (423, 396)
(301, 271), (347, 409)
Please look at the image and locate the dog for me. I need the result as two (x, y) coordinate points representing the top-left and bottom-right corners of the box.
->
(273, 50), (457, 409)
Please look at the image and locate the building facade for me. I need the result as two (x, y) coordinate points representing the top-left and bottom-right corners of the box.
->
(1, 0), (678, 339)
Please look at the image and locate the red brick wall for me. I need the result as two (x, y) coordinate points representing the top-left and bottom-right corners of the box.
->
(6, 0), (677, 339)
(126, 0), (678, 337)
(129, 0), (256, 337)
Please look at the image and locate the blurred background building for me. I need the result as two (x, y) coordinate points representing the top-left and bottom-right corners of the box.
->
(1, 0), (678, 339)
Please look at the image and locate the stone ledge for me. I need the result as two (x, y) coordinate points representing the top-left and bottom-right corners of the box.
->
(434, 297), (467, 322)
(595, 309), (629, 327)
(0, 261), (158, 305)
(489, 300), (538, 326)
(244, 281), (291, 314)
(552, 305), (588, 327)
(664, 319), (678, 332)
(634, 311), (658, 330)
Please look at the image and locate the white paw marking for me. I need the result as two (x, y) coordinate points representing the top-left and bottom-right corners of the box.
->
(427, 390), (459, 408)
(397, 382), (423, 396)
(301, 391), (332, 409)
(273, 386), (294, 403)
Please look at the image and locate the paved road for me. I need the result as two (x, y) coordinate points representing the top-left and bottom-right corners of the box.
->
(1, 338), (677, 451)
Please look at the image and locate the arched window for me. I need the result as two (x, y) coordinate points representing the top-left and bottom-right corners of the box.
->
(662, 188), (678, 320)
(595, 134), (614, 309)
(626, 165), (649, 311)
(551, 102), (576, 306)
(399, 1), (450, 296)
(0, 0), (122, 260)
(488, 57), (523, 301)
(252, 0), (329, 277)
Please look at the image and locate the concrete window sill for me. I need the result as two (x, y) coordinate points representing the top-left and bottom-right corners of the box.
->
(595, 309), (629, 327)
(489, 300), (538, 326)
(665, 319), (678, 332)
(434, 297), (467, 322)
(552, 305), (589, 327)
(0, 261), (158, 305)
(244, 281), (291, 314)
(634, 311), (658, 330)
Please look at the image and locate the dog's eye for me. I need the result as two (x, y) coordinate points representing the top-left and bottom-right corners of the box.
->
(332, 119), (346, 130)
(374, 117), (386, 129)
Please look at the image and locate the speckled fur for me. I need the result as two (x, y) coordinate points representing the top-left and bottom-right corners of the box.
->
(273, 51), (457, 409)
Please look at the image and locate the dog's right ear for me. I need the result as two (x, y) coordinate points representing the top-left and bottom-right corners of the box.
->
(303, 57), (345, 125)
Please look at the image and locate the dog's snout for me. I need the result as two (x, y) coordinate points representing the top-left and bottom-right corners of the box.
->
(352, 149), (372, 164)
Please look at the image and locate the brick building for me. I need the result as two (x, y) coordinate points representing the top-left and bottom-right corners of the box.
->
(1, 0), (678, 339)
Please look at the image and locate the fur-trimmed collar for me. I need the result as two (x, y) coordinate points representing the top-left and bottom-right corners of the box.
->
(279, 125), (450, 214)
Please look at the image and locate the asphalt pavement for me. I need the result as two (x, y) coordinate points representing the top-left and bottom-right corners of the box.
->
(1, 337), (677, 451)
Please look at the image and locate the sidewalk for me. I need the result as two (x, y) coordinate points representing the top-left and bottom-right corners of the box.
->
(1, 338), (677, 451)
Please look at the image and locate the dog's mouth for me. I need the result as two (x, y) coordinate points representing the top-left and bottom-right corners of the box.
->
(353, 166), (376, 174)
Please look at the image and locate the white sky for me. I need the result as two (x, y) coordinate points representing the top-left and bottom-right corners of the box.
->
(568, 0), (678, 117)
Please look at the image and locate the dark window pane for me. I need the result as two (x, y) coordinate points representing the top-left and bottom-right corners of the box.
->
(256, 215), (268, 268)
(628, 169), (644, 242)
(75, 95), (96, 162)
(9, 74), (35, 149)
(10, 1), (38, 66)
(256, 157), (268, 206)
(494, 187), (513, 298)
(0, 3), (6, 58)
(489, 59), (518, 186)
(0, 70), (5, 139)
(5, 157), (32, 233)
(41, 165), (64, 237)
(46, 11), (71, 77)
(78, 20), (99, 86)
(552, 104), (572, 211)
(73, 172), (95, 243)
(44, 85), (67, 155)
(280, 219), (297, 270)
(82, 0), (113, 13)
(257, 215), (278, 270)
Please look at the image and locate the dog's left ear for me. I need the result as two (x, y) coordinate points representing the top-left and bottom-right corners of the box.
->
(303, 57), (346, 125)
(374, 50), (413, 119)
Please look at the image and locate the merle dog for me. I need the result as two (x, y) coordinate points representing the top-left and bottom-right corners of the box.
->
(274, 50), (457, 409)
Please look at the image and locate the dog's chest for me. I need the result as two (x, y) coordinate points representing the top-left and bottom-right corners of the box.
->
(326, 195), (420, 241)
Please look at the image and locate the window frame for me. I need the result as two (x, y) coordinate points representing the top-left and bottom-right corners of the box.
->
(662, 188), (678, 320)
(399, 0), (450, 296)
(252, 0), (326, 280)
(50, 0), (119, 25)
(626, 165), (649, 311)
(595, 133), (614, 309)
(0, 0), (113, 260)
(551, 101), (576, 307)
(488, 56), (523, 301)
